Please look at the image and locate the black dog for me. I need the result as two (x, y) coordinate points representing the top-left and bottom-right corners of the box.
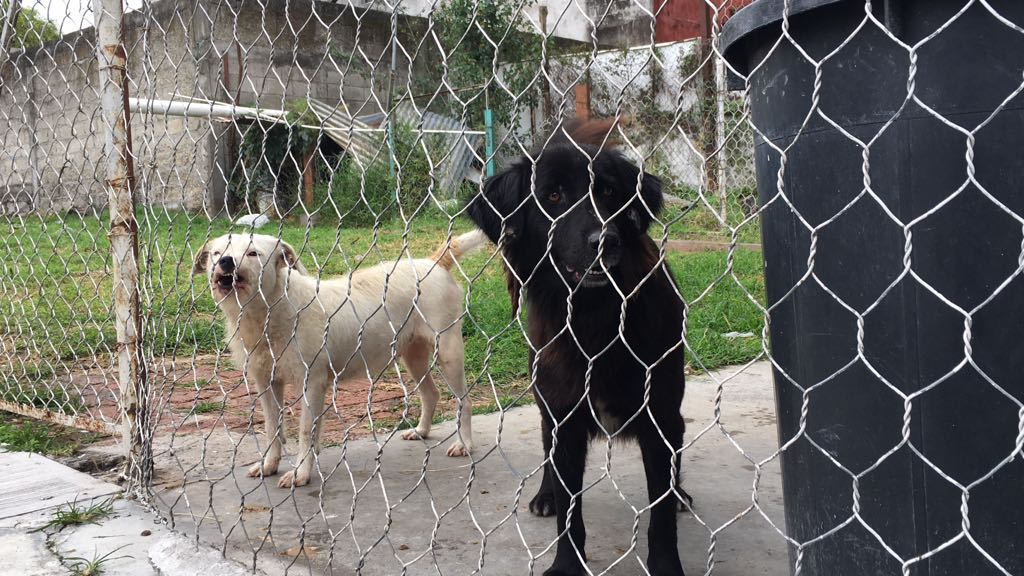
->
(467, 120), (689, 576)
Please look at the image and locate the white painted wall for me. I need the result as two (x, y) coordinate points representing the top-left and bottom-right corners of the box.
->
(347, 0), (650, 43)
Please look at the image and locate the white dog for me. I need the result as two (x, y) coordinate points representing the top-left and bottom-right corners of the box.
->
(193, 230), (487, 488)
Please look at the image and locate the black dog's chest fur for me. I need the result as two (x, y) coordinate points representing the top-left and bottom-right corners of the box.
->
(527, 256), (686, 439)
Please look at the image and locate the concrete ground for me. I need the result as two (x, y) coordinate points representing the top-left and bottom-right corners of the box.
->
(0, 449), (272, 576)
(0, 450), (218, 576)
(151, 361), (792, 576)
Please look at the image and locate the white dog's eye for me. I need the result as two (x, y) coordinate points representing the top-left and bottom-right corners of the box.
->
(247, 250), (259, 257)
(213, 251), (221, 256)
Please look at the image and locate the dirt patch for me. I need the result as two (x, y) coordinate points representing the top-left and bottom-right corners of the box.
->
(68, 354), (502, 446)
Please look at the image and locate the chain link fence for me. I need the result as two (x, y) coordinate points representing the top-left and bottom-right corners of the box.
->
(3, 0), (1024, 574)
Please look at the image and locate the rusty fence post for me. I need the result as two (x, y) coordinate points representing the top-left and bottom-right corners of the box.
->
(94, 0), (150, 496)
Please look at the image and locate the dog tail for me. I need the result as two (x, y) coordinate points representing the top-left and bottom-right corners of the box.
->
(432, 229), (490, 271)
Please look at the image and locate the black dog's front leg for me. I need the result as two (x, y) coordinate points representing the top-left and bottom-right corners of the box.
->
(639, 417), (685, 576)
(530, 415), (557, 516)
(543, 415), (590, 576)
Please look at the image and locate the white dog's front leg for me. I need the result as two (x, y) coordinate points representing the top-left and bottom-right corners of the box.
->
(249, 378), (285, 478)
(278, 378), (325, 488)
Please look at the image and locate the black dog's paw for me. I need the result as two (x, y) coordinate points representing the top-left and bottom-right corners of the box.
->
(543, 558), (587, 576)
(543, 568), (586, 576)
(677, 487), (695, 513)
(648, 552), (685, 576)
(651, 565), (685, 576)
(529, 490), (556, 517)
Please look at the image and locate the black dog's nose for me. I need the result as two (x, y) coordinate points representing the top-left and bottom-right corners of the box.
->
(216, 256), (235, 273)
(587, 230), (620, 251)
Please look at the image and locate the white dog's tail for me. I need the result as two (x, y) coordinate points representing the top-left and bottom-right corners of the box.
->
(432, 229), (490, 270)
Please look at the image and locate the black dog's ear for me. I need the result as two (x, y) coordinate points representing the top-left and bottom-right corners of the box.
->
(612, 153), (664, 234)
(467, 161), (527, 245)
(632, 172), (664, 233)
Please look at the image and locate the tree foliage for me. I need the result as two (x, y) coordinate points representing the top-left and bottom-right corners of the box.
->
(3, 2), (60, 49)
(431, 0), (543, 131)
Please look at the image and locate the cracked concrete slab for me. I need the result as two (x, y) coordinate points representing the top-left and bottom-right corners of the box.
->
(152, 361), (790, 575)
(0, 451), (120, 518)
(0, 452), (256, 576)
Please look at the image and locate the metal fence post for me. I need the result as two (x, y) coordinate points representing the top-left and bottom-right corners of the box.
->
(94, 0), (149, 495)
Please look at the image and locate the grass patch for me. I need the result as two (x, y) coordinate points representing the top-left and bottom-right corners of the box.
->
(190, 401), (221, 415)
(35, 497), (115, 532)
(1, 364), (87, 416)
(0, 385), (85, 415)
(670, 249), (766, 369)
(660, 186), (762, 245)
(0, 411), (101, 456)
(2, 208), (765, 422)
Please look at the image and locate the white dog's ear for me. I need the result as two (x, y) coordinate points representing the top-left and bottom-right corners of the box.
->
(278, 242), (307, 274)
(192, 243), (210, 275)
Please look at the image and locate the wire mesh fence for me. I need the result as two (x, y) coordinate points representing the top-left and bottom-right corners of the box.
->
(2, 0), (1024, 575)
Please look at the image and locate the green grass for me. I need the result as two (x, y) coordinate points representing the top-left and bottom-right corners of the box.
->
(35, 497), (115, 532)
(660, 186), (762, 245)
(190, 401), (221, 415)
(670, 249), (765, 369)
(0, 411), (101, 456)
(1, 207), (765, 419)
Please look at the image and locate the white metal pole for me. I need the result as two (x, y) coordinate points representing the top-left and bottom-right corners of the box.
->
(94, 0), (148, 495)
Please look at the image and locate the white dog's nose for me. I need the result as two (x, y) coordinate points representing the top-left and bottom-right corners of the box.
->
(216, 255), (235, 274)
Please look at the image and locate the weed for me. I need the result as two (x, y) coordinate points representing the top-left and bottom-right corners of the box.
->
(191, 401), (221, 415)
(63, 545), (131, 576)
(35, 497), (115, 532)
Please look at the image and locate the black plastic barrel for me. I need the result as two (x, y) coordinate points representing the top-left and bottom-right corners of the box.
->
(722, 1), (1024, 574)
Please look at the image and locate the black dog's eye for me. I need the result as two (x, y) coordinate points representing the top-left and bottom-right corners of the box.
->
(603, 187), (614, 197)
(247, 250), (259, 257)
(547, 191), (562, 204)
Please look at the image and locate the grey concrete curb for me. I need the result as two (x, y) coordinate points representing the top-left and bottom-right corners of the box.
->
(149, 533), (257, 576)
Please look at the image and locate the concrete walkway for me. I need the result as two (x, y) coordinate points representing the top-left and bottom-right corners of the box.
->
(152, 361), (791, 575)
(0, 453), (164, 574)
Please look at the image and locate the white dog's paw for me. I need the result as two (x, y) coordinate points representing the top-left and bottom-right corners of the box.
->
(248, 460), (279, 478)
(401, 427), (429, 441)
(277, 469), (310, 488)
(446, 441), (471, 457)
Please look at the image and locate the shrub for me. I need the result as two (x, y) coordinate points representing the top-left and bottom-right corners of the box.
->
(314, 123), (453, 227)
(226, 101), (317, 217)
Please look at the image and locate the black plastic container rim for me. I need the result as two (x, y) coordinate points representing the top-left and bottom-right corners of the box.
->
(721, 0), (848, 71)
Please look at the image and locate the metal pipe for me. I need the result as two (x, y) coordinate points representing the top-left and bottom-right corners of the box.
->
(127, 97), (288, 120)
(484, 108), (495, 178)
(94, 0), (148, 496)
(484, 87), (495, 178)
